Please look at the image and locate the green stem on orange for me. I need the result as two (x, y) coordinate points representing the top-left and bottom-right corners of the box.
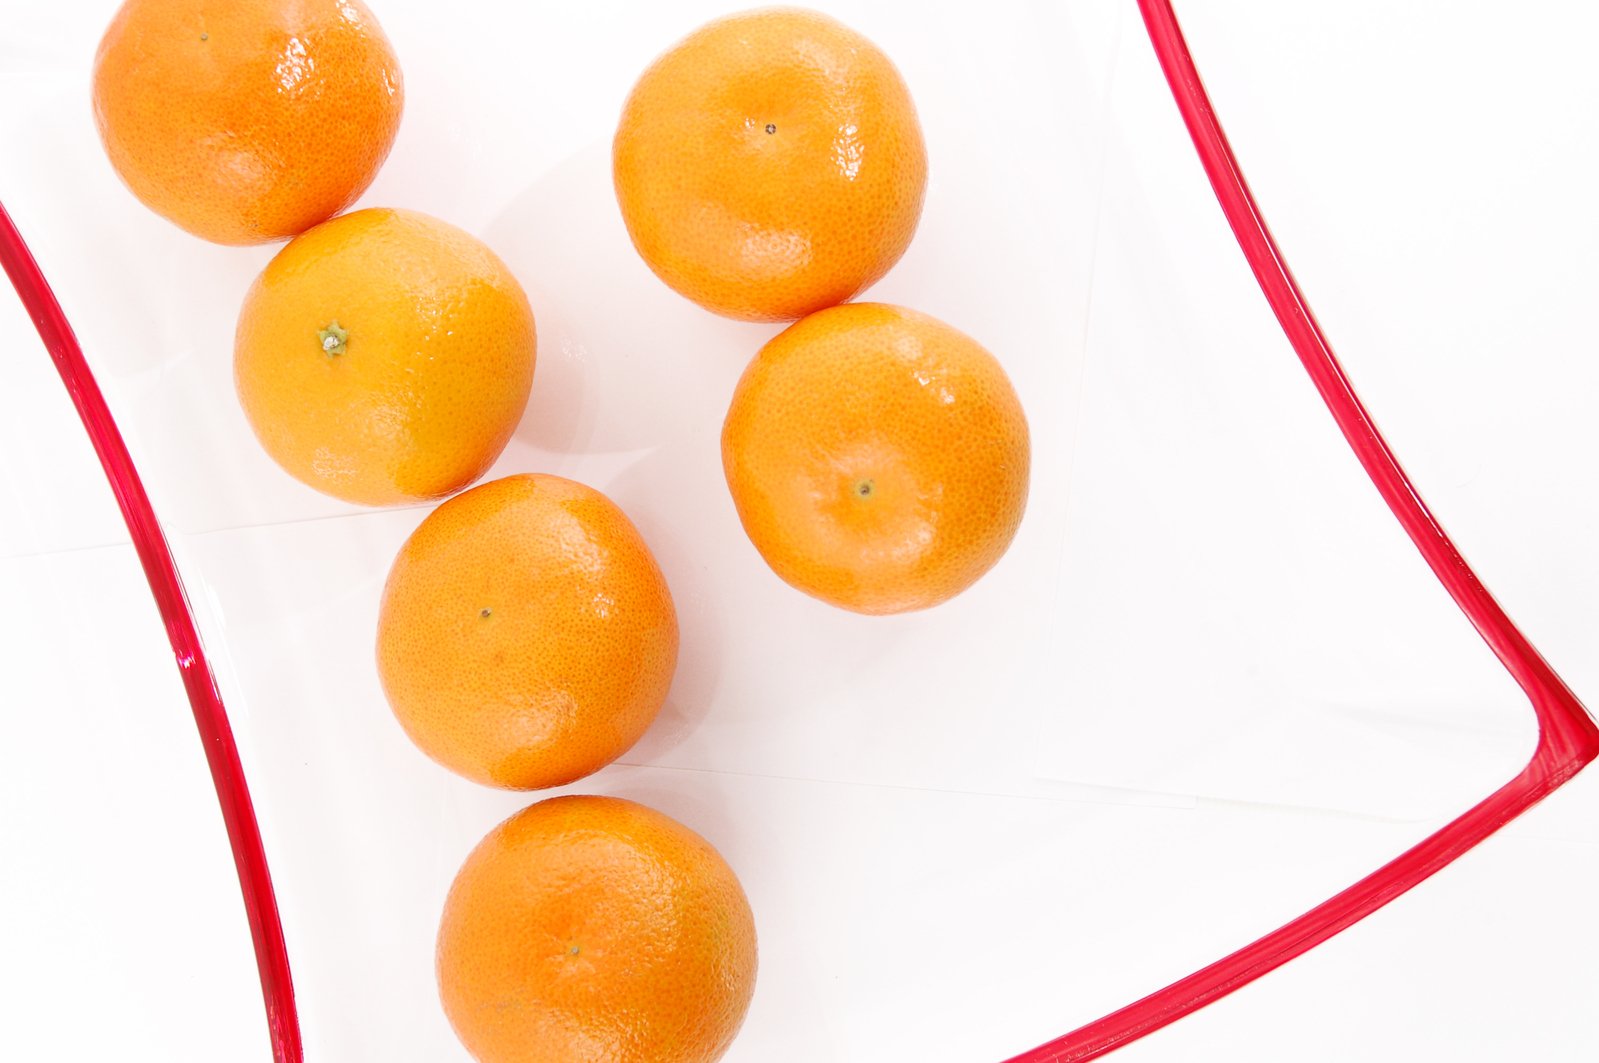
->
(318, 321), (348, 357)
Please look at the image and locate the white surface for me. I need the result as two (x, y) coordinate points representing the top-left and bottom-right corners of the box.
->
(1, 0), (1596, 1060)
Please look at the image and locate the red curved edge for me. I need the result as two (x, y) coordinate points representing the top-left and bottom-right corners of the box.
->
(0, 202), (303, 1063)
(1006, 2), (1599, 1060)
(5, 4), (1595, 1060)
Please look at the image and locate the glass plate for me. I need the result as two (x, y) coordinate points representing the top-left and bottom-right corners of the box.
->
(3, 1), (1597, 1060)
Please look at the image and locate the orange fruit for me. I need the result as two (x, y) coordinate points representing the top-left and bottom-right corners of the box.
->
(234, 208), (535, 506)
(92, 0), (404, 245)
(722, 302), (1029, 614)
(613, 8), (927, 322)
(438, 795), (757, 1063)
(376, 474), (678, 790)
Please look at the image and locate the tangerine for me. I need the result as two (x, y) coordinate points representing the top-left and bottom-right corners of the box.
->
(234, 208), (535, 507)
(722, 302), (1030, 614)
(376, 474), (678, 790)
(92, 0), (404, 245)
(437, 795), (757, 1063)
(613, 8), (927, 321)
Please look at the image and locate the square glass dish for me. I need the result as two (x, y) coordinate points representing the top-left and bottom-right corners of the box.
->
(3, 1), (1597, 1060)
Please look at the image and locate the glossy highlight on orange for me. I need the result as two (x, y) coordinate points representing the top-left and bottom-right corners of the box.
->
(723, 303), (1029, 614)
(234, 208), (536, 507)
(377, 474), (678, 790)
(437, 796), (757, 1063)
(614, 8), (927, 321)
(92, 0), (404, 245)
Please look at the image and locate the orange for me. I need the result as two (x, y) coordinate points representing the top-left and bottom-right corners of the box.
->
(92, 0), (403, 245)
(438, 795), (757, 1063)
(613, 8), (927, 322)
(376, 474), (678, 790)
(722, 302), (1029, 614)
(234, 208), (535, 506)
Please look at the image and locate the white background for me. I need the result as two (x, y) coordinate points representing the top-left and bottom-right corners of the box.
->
(1, 1), (1596, 1060)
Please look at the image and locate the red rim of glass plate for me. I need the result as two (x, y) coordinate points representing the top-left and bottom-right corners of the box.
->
(1004, 2), (1599, 1059)
(0, 206), (302, 1060)
(1, 2), (1594, 1060)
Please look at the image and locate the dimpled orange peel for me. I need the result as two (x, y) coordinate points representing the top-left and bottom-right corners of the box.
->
(234, 208), (536, 507)
(722, 302), (1030, 614)
(613, 7), (928, 321)
(92, 0), (404, 245)
(437, 795), (757, 1063)
(376, 474), (678, 790)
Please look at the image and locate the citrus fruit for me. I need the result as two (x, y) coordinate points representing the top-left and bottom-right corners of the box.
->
(722, 302), (1029, 614)
(234, 207), (535, 506)
(438, 795), (757, 1063)
(613, 8), (927, 322)
(376, 474), (678, 790)
(92, 0), (404, 245)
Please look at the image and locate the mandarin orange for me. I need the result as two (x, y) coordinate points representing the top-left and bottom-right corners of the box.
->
(92, 0), (403, 245)
(613, 7), (927, 321)
(376, 474), (678, 790)
(722, 302), (1030, 614)
(437, 795), (757, 1063)
(234, 208), (535, 506)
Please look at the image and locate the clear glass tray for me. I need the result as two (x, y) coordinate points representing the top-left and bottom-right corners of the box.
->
(4, 1), (1597, 1060)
